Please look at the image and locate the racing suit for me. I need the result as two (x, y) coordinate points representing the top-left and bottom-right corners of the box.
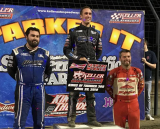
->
(7, 44), (52, 129)
(63, 23), (102, 122)
(106, 66), (144, 129)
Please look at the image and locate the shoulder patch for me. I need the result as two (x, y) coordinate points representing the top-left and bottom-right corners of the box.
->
(40, 47), (49, 57)
(45, 50), (49, 57)
(13, 46), (23, 55)
(95, 29), (101, 34)
(70, 28), (75, 32)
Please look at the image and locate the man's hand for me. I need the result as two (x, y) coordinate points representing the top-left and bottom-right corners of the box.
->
(142, 57), (156, 69)
(79, 57), (89, 64)
(142, 58), (147, 63)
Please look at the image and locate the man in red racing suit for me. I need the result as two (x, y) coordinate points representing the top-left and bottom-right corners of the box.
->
(106, 49), (144, 129)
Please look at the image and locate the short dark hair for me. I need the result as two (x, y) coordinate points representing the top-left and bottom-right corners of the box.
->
(119, 49), (131, 57)
(80, 6), (92, 15)
(25, 27), (40, 36)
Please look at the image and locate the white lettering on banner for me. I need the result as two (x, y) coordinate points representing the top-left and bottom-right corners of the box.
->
(45, 73), (67, 85)
(98, 85), (105, 88)
(0, 105), (14, 111)
(0, 55), (120, 85)
(90, 88), (98, 91)
(74, 87), (83, 91)
(0, 55), (68, 85)
(0, 8), (14, 13)
(46, 56), (68, 85)
(0, 55), (9, 72)
(50, 94), (86, 112)
(50, 55), (68, 60)
(84, 88), (89, 91)
(76, 103), (86, 110)
(68, 84), (78, 87)
(83, 84), (97, 88)
(102, 55), (121, 71)
(51, 95), (68, 104)
(50, 60), (68, 71)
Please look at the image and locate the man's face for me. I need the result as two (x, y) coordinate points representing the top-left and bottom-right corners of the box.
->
(26, 30), (40, 48)
(119, 52), (131, 67)
(80, 8), (92, 25)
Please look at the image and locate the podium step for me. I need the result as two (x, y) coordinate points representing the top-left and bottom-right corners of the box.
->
(53, 124), (124, 129)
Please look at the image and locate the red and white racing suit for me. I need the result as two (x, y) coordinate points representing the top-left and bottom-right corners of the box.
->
(106, 66), (144, 129)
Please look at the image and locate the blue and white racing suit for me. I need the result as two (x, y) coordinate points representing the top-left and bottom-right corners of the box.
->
(7, 44), (52, 129)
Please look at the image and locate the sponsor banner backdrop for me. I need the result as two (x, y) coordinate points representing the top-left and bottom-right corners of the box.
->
(67, 60), (107, 93)
(0, 4), (144, 128)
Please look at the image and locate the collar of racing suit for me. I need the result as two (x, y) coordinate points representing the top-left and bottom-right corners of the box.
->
(119, 65), (131, 73)
(80, 23), (91, 30)
(24, 44), (39, 55)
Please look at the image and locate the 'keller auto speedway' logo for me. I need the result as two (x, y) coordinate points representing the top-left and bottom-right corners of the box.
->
(45, 94), (86, 117)
(0, 7), (14, 19)
(0, 102), (14, 113)
(71, 71), (104, 84)
(69, 63), (87, 70)
(109, 13), (142, 24)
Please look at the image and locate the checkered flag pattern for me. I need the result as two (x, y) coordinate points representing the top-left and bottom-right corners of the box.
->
(111, 13), (120, 19)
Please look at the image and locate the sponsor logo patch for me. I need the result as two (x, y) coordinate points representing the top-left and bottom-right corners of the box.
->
(0, 8), (14, 19)
(109, 13), (142, 24)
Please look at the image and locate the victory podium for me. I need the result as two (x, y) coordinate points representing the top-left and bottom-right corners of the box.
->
(53, 123), (125, 129)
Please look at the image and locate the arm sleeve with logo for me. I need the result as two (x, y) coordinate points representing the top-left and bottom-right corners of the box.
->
(7, 51), (17, 80)
(96, 33), (102, 60)
(63, 29), (80, 60)
(105, 70), (115, 98)
(137, 69), (144, 96)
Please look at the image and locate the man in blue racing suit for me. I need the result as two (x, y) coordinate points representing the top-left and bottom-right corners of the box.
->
(7, 27), (52, 129)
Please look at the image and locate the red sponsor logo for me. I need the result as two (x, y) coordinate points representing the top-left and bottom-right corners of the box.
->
(120, 85), (134, 89)
(0, 103), (14, 112)
(118, 79), (135, 83)
(118, 91), (135, 95)
(0, 13), (13, 19)
(86, 64), (107, 71)
(69, 63), (87, 70)
(45, 94), (86, 117)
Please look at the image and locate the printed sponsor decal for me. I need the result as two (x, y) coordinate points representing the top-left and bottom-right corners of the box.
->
(69, 63), (87, 70)
(0, 101), (14, 113)
(118, 78), (135, 83)
(120, 85), (134, 89)
(45, 94), (86, 117)
(109, 13), (142, 24)
(103, 97), (113, 108)
(118, 91), (135, 95)
(0, 7), (14, 19)
(67, 60), (107, 92)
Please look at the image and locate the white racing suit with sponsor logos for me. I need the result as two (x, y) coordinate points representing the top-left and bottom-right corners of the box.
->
(63, 23), (102, 122)
(106, 66), (144, 129)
